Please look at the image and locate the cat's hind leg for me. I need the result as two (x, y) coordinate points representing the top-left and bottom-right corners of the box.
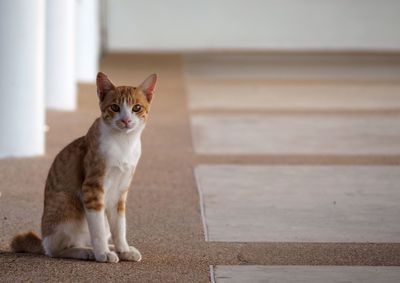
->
(43, 220), (95, 261)
(55, 247), (95, 260)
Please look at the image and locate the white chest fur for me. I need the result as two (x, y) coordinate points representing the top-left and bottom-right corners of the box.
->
(99, 122), (142, 205)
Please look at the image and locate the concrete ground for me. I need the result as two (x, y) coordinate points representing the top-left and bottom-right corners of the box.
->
(1, 53), (400, 282)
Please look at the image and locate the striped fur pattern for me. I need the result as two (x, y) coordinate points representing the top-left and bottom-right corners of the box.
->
(11, 72), (157, 263)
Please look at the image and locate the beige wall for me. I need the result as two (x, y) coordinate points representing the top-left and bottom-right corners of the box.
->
(106, 0), (400, 52)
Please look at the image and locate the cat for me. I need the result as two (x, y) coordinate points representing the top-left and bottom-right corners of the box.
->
(11, 72), (157, 263)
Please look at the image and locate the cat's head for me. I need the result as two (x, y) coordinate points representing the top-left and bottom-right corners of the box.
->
(96, 72), (157, 133)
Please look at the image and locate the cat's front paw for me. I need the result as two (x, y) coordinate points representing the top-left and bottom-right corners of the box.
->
(118, 246), (142, 262)
(95, 251), (119, 263)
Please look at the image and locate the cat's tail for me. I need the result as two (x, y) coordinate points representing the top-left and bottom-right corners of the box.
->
(11, 231), (44, 254)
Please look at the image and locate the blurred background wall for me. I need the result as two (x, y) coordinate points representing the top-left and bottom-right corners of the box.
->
(105, 0), (400, 52)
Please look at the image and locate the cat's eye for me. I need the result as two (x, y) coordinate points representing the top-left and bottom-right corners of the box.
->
(132, 104), (142, 112)
(110, 104), (120, 112)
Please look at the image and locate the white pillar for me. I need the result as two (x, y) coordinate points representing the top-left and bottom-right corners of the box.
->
(0, 0), (46, 158)
(76, 0), (100, 83)
(46, 0), (77, 110)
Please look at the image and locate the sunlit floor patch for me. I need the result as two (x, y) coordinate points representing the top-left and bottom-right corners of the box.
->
(191, 114), (400, 155)
(187, 80), (400, 111)
(184, 54), (400, 81)
(196, 165), (400, 242)
(211, 265), (400, 283)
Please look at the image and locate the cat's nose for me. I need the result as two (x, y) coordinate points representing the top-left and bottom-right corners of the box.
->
(120, 118), (131, 126)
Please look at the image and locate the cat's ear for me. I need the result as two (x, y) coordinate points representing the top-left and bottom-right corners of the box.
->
(138, 74), (157, 102)
(96, 72), (115, 102)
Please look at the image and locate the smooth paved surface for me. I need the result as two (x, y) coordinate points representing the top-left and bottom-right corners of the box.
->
(196, 165), (400, 242)
(184, 54), (400, 81)
(188, 80), (400, 111)
(212, 266), (400, 283)
(187, 53), (400, 282)
(191, 114), (400, 155)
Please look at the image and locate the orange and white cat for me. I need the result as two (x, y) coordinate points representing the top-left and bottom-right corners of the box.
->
(11, 72), (157, 263)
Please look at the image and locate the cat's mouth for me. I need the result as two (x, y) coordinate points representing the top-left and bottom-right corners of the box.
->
(116, 123), (136, 132)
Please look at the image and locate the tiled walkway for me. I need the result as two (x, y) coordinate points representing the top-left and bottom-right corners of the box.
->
(186, 54), (400, 282)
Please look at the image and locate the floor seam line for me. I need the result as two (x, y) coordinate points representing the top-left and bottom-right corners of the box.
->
(209, 265), (216, 283)
(194, 166), (210, 241)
